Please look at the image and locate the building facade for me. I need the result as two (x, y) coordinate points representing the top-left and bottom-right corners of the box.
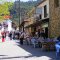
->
(34, 0), (49, 38)
(24, 0), (60, 38)
(24, 0), (49, 37)
(49, 0), (60, 37)
(24, 7), (35, 36)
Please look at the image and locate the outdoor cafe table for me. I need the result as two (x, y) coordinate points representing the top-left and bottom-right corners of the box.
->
(41, 42), (55, 51)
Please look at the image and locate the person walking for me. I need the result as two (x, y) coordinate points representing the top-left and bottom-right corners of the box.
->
(20, 32), (24, 45)
(1, 31), (5, 42)
(40, 30), (45, 39)
(9, 32), (12, 40)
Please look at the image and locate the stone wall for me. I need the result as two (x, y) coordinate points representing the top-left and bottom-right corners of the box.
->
(49, 0), (60, 37)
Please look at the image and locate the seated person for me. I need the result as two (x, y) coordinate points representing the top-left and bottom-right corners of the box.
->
(38, 37), (44, 42)
(55, 36), (60, 58)
(31, 37), (38, 48)
(31, 37), (36, 44)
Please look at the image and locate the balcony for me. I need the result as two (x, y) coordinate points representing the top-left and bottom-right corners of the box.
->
(34, 14), (49, 23)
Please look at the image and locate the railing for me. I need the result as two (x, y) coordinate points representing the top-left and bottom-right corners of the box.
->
(34, 13), (49, 22)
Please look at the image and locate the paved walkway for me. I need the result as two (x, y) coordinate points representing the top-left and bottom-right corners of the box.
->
(0, 40), (58, 60)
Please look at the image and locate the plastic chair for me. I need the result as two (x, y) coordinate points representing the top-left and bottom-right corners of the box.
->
(55, 44), (60, 58)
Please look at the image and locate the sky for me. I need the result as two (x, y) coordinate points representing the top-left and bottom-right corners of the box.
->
(1, 0), (34, 2)
(0, 0), (29, 3)
(11, 0), (37, 2)
(20, 0), (37, 2)
(20, 0), (29, 2)
(15, 0), (37, 2)
(0, 0), (37, 4)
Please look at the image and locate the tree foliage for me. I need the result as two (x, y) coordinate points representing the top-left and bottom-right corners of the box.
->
(0, 2), (13, 20)
(20, 1), (37, 12)
(11, 1), (37, 23)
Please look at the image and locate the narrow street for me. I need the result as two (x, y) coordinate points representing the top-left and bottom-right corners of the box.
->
(0, 40), (56, 60)
(0, 0), (60, 60)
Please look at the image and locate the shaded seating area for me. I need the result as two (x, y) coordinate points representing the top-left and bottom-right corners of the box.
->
(31, 37), (38, 48)
(30, 37), (56, 51)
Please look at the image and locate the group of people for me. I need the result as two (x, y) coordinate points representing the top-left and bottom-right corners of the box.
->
(0, 31), (14, 42)
(19, 29), (45, 45)
(19, 30), (60, 59)
(19, 31), (30, 45)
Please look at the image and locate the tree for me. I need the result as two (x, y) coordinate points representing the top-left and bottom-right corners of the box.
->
(0, 2), (13, 20)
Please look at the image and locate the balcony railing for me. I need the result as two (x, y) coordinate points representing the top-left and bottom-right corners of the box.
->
(34, 13), (49, 22)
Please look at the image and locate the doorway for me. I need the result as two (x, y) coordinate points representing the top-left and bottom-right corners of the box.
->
(45, 27), (48, 38)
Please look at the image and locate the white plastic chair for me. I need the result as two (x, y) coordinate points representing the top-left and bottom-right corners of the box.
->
(55, 44), (60, 58)
(31, 38), (38, 48)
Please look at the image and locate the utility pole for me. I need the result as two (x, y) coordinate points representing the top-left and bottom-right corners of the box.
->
(19, 0), (20, 31)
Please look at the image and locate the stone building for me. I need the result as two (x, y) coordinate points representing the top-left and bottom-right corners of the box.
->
(49, 0), (60, 37)
(24, 0), (60, 38)
(24, 7), (35, 36)
(24, 0), (49, 37)
(31, 0), (49, 38)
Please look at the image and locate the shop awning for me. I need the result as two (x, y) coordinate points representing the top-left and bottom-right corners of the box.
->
(25, 18), (49, 28)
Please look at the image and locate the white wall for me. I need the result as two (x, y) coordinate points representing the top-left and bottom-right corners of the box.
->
(7, 20), (12, 32)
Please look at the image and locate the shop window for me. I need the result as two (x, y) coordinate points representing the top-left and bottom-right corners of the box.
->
(54, 0), (59, 7)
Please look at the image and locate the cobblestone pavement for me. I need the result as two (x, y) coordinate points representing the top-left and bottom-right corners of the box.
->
(0, 39), (58, 60)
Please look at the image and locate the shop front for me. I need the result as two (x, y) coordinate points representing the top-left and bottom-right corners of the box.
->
(25, 18), (49, 37)
(41, 23), (48, 38)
